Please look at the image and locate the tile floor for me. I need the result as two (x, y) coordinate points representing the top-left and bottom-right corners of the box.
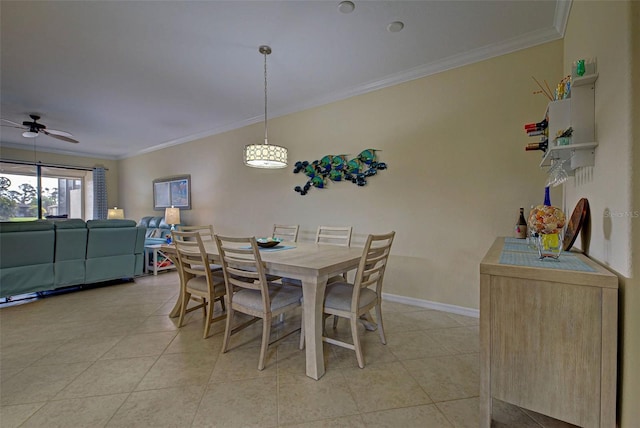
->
(0, 272), (578, 427)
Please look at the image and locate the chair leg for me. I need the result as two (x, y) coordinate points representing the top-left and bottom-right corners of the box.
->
(203, 299), (213, 339)
(375, 303), (386, 345)
(222, 299), (233, 353)
(258, 315), (271, 370)
(201, 297), (208, 318)
(178, 292), (190, 328)
(351, 316), (365, 368)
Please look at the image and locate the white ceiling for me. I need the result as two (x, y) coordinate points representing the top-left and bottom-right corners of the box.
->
(0, 1), (569, 160)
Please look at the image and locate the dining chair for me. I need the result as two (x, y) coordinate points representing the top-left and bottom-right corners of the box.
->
(272, 224), (299, 242)
(307, 231), (395, 368)
(282, 225), (353, 288)
(316, 225), (352, 247)
(177, 224), (214, 241)
(172, 230), (227, 339)
(215, 235), (304, 370)
(176, 224), (222, 272)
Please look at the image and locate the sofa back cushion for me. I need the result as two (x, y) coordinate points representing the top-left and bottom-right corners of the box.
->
(86, 220), (138, 257)
(53, 219), (88, 287)
(0, 220), (55, 297)
(54, 219), (88, 261)
(0, 220), (55, 268)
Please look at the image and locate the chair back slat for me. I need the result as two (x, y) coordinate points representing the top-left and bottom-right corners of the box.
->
(215, 235), (271, 306)
(353, 232), (395, 298)
(315, 226), (352, 247)
(272, 224), (299, 242)
(172, 230), (217, 292)
(177, 225), (215, 242)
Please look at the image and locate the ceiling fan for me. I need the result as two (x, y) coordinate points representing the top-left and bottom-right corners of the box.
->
(1, 114), (79, 144)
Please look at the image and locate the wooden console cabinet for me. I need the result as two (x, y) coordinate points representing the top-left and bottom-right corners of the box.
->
(480, 238), (618, 427)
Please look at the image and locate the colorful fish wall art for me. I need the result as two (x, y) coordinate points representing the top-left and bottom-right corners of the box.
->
(293, 149), (387, 196)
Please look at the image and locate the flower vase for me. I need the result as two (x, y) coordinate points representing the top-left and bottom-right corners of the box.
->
(536, 232), (563, 260)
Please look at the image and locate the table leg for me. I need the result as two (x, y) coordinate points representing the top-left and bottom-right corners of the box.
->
(301, 274), (328, 380)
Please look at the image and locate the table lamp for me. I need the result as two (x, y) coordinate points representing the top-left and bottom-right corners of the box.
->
(107, 207), (125, 219)
(165, 206), (180, 231)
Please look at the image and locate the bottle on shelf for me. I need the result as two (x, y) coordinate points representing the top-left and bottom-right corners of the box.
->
(514, 207), (528, 239)
(525, 140), (548, 152)
(524, 118), (548, 131)
(526, 129), (547, 137)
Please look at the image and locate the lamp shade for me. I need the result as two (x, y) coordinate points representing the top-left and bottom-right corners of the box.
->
(107, 207), (125, 219)
(165, 206), (180, 225)
(244, 143), (288, 168)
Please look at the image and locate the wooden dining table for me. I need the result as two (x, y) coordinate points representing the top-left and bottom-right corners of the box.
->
(161, 241), (363, 380)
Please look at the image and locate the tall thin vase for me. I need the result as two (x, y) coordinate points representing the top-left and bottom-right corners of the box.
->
(544, 186), (551, 206)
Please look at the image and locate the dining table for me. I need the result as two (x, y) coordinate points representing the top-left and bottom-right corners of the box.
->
(161, 240), (363, 380)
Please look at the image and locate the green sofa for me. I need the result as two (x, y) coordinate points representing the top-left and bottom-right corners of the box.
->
(0, 219), (146, 299)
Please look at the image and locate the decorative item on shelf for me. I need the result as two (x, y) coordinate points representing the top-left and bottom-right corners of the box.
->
(165, 206), (180, 231)
(107, 207), (124, 219)
(531, 76), (554, 101)
(243, 45), (288, 169)
(554, 127), (573, 146)
(528, 204), (566, 260)
(292, 149), (387, 195)
(554, 75), (571, 100)
(572, 58), (597, 80)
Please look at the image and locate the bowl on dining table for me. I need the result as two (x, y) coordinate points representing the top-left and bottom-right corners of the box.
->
(256, 237), (282, 248)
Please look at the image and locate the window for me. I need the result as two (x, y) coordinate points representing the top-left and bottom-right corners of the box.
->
(0, 162), (91, 221)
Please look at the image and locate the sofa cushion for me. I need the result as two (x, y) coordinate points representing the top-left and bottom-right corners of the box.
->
(0, 220), (55, 297)
(148, 217), (164, 228)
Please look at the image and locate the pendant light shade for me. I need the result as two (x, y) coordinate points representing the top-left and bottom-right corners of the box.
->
(244, 45), (288, 169)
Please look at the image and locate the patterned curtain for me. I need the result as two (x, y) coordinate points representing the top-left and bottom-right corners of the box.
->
(93, 167), (108, 219)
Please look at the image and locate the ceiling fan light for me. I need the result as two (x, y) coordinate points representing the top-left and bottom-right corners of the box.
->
(22, 130), (39, 138)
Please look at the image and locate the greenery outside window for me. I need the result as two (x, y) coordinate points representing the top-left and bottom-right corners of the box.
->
(0, 162), (88, 221)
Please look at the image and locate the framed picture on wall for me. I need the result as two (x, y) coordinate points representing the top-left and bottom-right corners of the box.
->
(153, 174), (191, 210)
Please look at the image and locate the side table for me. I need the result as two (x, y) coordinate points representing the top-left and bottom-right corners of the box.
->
(144, 244), (176, 276)
(480, 237), (617, 427)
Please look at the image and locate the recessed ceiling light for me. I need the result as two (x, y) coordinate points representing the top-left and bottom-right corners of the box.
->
(338, 1), (355, 14)
(387, 21), (404, 33)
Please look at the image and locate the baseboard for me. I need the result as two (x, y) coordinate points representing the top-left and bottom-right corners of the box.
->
(382, 292), (479, 319)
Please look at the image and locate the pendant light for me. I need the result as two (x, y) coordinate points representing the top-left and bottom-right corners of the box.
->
(244, 45), (288, 169)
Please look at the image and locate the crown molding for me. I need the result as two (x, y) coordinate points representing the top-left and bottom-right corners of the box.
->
(122, 25), (565, 159)
(0, 141), (119, 161)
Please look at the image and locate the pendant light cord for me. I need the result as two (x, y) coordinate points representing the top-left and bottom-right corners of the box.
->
(263, 49), (269, 145)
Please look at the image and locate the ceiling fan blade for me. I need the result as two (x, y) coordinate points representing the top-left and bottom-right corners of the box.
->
(45, 128), (74, 138)
(42, 129), (79, 144)
(0, 123), (27, 130)
(1, 118), (25, 127)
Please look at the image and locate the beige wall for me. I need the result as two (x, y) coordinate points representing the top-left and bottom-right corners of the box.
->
(119, 40), (562, 311)
(563, 0), (639, 425)
(0, 146), (120, 214)
(628, 2), (640, 425)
